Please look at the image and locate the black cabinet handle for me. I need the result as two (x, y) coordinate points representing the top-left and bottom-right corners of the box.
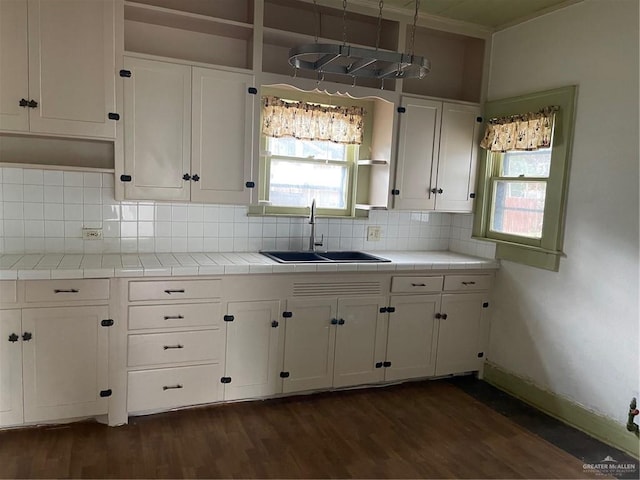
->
(411, 283), (426, 287)
(191, 174), (200, 182)
(430, 187), (437, 194)
(164, 289), (185, 294)
(163, 315), (184, 320)
(330, 318), (338, 325)
(19, 98), (28, 107)
(437, 188), (444, 194)
(54, 289), (79, 294)
(163, 344), (184, 350)
(441, 313), (448, 320)
(162, 384), (183, 391)
(461, 281), (476, 286)
(182, 173), (191, 181)
(8, 333), (19, 343)
(27, 99), (38, 108)
(338, 319), (345, 325)
(435, 313), (442, 319)
(22, 332), (33, 341)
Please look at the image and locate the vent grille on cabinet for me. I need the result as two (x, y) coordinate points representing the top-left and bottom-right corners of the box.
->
(293, 281), (381, 297)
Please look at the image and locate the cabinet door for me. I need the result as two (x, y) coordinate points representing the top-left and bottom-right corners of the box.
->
(21, 306), (109, 423)
(0, 0), (29, 132)
(0, 310), (23, 426)
(435, 293), (486, 376)
(224, 300), (283, 401)
(282, 298), (336, 394)
(385, 295), (439, 381)
(27, 0), (116, 138)
(123, 57), (191, 201)
(333, 297), (387, 388)
(191, 67), (254, 204)
(393, 97), (442, 210)
(434, 103), (481, 212)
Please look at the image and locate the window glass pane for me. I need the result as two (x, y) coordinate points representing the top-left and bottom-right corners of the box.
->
(490, 180), (546, 239)
(502, 149), (552, 178)
(268, 137), (347, 162)
(269, 159), (348, 209)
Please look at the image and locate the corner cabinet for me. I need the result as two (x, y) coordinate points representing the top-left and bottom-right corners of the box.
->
(393, 98), (481, 212)
(0, 0), (116, 138)
(121, 56), (255, 204)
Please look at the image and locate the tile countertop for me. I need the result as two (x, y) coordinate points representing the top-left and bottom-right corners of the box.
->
(0, 252), (499, 280)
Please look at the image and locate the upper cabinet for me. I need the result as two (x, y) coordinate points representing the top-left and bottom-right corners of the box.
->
(394, 97), (481, 212)
(121, 56), (255, 204)
(0, 0), (116, 139)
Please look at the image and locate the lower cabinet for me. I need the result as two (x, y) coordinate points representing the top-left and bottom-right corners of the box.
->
(1, 306), (110, 426)
(281, 296), (388, 393)
(223, 300), (283, 401)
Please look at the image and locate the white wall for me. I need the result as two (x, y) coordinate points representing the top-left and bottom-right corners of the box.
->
(487, 0), (639, 423)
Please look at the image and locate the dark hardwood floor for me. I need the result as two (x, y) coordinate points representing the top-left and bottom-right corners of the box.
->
(0, 379), (622, 478)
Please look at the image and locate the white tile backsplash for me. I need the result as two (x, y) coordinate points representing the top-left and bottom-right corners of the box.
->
(0, 167), (496, 258)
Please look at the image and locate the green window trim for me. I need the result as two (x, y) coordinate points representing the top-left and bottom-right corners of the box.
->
(473, 85), (578, 271)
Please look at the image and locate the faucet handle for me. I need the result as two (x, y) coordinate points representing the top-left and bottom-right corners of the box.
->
(314, 234), (324, 247)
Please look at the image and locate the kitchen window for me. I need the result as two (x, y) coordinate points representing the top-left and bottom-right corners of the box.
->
(472, 86), (578, 271)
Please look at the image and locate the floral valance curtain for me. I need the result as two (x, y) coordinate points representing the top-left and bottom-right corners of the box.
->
(480, 106), (558, 152)
(262, 96), (365, 145)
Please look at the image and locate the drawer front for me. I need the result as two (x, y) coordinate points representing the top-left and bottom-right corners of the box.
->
(128, 329), (224, 367)
(25, 279), (110, 303)
(129, 280), (221, 301)
(0, 281), (17, 304)
(129, 302), (221, 330)
(443, 275), (492, 292)
(127, 364), (222, 413)
(391, 276), (443, 293)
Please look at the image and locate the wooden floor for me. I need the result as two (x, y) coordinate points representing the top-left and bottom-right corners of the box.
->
(0, 380), (601, 479)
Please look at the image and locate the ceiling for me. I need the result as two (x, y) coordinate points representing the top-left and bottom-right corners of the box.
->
(361, 0), (581, 30)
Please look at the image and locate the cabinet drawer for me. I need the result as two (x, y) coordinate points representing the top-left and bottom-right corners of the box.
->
(25, 279), (109, 303)
(443, 275), (491, 292)
(128, 329), (224, 367)
(0, 281), (17, 304)
(129, 280), (221, 301)
(128, 302), (222, 330)
(391, 276), (443, 293)
(127, 364), (222, 413)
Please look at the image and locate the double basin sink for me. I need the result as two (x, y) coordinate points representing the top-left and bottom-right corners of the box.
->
(261, 250), (390, 263)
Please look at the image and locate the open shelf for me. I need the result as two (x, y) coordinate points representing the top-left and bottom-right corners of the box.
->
(126, 0), (254, 24)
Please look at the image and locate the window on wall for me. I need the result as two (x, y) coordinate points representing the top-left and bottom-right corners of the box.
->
(473, 86), (578, 271)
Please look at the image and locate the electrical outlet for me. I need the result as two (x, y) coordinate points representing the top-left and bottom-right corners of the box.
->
(82, 228), (103, 240)
(367, 226), (381, 242)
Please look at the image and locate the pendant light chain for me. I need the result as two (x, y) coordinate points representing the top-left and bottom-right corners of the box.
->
(375, 0), (384, 51)
(342, 0), (348, 46)
(313, 0), (319, 43)
(409, 0), (420, 58)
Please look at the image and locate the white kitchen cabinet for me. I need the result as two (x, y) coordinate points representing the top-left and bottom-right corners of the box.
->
(21, 306), (110, 423)
(0, 310), (23, 427)
(121, 56), (255, 204)
(223, 300), (283, 400)
(282, 296), (388, 393)
(384, 295), (440, 381)
(394, 97), (481, 212)
(0, 0), (116, 138)
(435, 293), (487, 376)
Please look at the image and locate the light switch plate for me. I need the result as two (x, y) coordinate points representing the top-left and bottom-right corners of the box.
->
(367, 226), (381, 241)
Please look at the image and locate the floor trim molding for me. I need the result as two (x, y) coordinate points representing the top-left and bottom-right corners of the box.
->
(483, 362), (640, 459)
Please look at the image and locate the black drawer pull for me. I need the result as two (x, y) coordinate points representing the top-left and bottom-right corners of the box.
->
(461, 281), (476, 286)
(164, 289), (185, 294)
(163, 315), (184, 320)
(162, 384), (183, 391)
(54, 289), (79, 293)
(411, 283), (426, 287)
(163, 344), (184, 350)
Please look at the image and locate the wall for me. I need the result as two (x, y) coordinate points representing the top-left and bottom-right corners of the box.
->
(486, 0), (639, 424)
(0, 166), (495, 257)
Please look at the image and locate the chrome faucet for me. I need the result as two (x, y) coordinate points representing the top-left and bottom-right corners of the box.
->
(308, 198), (324, 251)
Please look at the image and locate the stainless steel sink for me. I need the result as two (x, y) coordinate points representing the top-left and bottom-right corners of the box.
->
(260, 251), (390, 263)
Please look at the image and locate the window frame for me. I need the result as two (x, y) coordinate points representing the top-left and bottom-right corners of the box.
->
(472, 85), (578, 271)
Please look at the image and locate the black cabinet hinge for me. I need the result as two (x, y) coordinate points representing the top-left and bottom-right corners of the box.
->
(220, 377), (232, 384)
(482, 302), (489, 308)
(119, 69), (132, 78)
(391, 189), (400, 196)
(223, 315), (234, 322)
(245, 181), (255, 188)
(383, 361), (392, 368)
(477, 352), (484, 358)
(101, 319), (114, 327)
(470, 193), (476, 199)
(279, 371), (290, 378)
(375, 362), (383, 368)
(282, 311), (293, 318)
(108, 112), (120, 121)
(397, 106), (406, 113)
(99, 389), (112, 398)
(248, 87), (258, 95)
(271, 320), (279, 328)
(120, 174), (132, 182)
(387, 307), (396, 313)
(476, 116), (483, 123)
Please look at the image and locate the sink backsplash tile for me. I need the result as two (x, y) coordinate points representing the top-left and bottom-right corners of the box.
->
(0, 167), (495, 258)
